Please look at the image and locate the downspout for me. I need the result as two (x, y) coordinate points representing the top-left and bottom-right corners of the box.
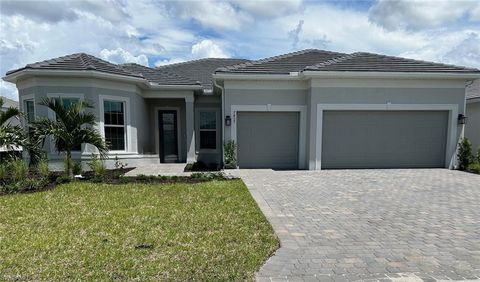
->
(213, 77), (226, 167)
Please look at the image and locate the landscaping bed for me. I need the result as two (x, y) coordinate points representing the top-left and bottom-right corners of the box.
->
(0, 180), (279, 281)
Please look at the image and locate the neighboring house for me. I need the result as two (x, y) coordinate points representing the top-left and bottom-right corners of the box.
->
(2, 50), (480, 170)
(466, 79), (480, 151)
(0, 96), (22, 155)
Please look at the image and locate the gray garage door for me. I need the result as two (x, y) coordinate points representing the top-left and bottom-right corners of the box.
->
(237, 112), (299, 169)
(322, 111), (448, 169)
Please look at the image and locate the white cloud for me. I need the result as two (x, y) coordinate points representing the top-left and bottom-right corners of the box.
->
(232, 0), (303, 18)
(369, 0), (480, 31)
(0, 81), (18, 101)
(191, 39), (230, 58)
(100, 48), (149, 66)
(168, 0), (253, 31)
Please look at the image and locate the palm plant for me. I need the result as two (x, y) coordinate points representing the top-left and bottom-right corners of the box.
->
(0, 97), (25, 151)
(31, 97), (108, 177)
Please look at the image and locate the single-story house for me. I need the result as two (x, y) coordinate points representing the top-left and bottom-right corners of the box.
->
(0, 96), (22, 156)
(3, 49), (480, 170)
(466, 79), (480, 151)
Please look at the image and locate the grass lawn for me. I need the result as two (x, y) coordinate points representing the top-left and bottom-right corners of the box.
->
(0, 180), (279, 281)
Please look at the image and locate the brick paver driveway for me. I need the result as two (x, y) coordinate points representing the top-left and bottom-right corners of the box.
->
(233, 169), (480, 282)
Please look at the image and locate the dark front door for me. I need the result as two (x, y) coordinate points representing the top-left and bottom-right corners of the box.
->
(158, 110), (178, 163)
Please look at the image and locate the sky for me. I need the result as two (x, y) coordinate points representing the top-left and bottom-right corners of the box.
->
(1, 0), (480, 100)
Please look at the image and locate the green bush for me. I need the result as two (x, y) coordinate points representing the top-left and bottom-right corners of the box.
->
(224, 140), (237, 168)
(469, 163), (480, 174)
(87, 154), (106, 177)
(457, 138), (473, 171)
(37, 158), (50, 178)
(72, 161), (83, 176)
(11, 158), (28, 182)
(56, 175), (71, 184)
(191, 172), (227, 181)
(0, 162), (8, 182)
(475, 146), (480, 164)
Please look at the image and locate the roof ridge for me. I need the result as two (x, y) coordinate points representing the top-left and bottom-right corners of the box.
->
(215, 49), (345, 72)
(156, 57), (249, 69)
(119, 62), (201, 85)
(304, 53), (359, 70)
(353, 52), (480, 71)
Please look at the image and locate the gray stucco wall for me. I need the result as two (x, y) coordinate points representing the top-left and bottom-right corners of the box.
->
(195, 95), (222, 166)
(223, 78), (466, 170)
(466, 101), (480, 152)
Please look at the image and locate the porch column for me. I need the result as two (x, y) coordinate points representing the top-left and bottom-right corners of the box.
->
(185, 96), (196, 163)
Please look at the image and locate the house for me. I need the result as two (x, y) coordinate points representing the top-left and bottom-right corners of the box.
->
(0, 96), (22, 157)
(466, 79), (480, 152)
(3, 49), (480, 170)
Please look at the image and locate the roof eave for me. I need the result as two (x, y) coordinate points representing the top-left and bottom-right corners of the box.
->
(302, 71), (480, 80)
(467, 97), (480, 103)
(213, 73), (302, 80)
(2, 69), (146, 84)
(146, 83), (203, 90)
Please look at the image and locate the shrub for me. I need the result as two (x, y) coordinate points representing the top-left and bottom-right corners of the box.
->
(37, 158), (50, 178)
(469, 163), (480, 174)
(87, 154), (106, 176)
(457, 138), (473, 171)
(224, 140), (237, 168)
(475, 146), (480, 164)
(72, 161), (83, 176)
(56, 175), (71, 184)
(11, 158), (28, 182)
(0, 162), (8, 182)
(191, 172), (227, 181)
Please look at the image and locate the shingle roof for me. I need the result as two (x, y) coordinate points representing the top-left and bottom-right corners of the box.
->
(6, 53), (143, 78)
(216, 49), (480, 74)
(119, 63), (200, 85)
(305, 52), (480, 73)
(157, 58), (250, 89)
(216, 49), (347, 74)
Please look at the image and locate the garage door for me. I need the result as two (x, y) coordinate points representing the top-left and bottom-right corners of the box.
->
(237, 112), (299, 169)
(322, 111), (448, 169)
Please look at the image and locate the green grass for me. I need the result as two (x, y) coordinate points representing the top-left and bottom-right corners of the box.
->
(0, 180), (279, 281)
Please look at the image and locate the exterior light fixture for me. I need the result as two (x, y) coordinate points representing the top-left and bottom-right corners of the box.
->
(225, 115), (231, 126)
(458, 114), (468, 125)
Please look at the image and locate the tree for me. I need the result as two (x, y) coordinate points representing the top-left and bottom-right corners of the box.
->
(32, 97), (108, 177)
(0, 97), (25, 152)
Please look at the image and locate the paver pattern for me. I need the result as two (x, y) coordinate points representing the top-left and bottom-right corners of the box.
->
(232, 169), (480, 282)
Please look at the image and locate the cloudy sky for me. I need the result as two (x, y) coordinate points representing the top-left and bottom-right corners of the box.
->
(1, 0), (480, 100)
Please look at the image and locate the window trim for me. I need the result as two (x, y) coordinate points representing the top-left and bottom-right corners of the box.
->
(99, 95), (132, 153)
(20, 94), (35, 126)
(47, 93), (85, 153)
(195, 108), (219, 153)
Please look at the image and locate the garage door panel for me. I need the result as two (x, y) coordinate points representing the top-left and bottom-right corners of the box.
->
(237, 112), (299, 169)
(322, 111), (448, 169)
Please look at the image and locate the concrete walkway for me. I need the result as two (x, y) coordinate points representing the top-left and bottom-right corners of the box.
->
(125, 163), (191, 176)
(231, 169), (480, 282)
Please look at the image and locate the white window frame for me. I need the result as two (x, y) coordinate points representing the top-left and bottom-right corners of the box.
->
(196, 108), (220, 153)
(20, 94), (35, 125)
(315, 103), (459, 170)
(46, 93), (85, 153)
(99, 95), (132, 153)
(230, 104), (307, 169)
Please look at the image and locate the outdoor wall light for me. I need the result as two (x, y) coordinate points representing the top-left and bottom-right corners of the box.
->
(225, 115), (231, 126)
(458, 114), (468, 125)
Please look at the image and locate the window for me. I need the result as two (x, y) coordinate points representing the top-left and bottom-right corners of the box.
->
(199, 111), (216, 149)
(24, 100), (35, 123)
(103, 100), (125, 151)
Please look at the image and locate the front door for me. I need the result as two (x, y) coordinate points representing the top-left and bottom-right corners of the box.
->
(158, 110), (178, 163)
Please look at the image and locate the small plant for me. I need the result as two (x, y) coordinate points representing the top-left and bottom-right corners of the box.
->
(56, 175), (71, 184)
(224, 140), (237, 169)
(72, 161), (83, 176)
(457, 138), (473, 171)
(11, 158), (28, 182)
(475, 146), (480, 164)
(114, 155), (127, 170)
(0, 162), (8, 182)
(191, 172), (227, 181)
(469, 163), (480, 174)
(87, 154), (106, 176)
(37, 157), (50, 178)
